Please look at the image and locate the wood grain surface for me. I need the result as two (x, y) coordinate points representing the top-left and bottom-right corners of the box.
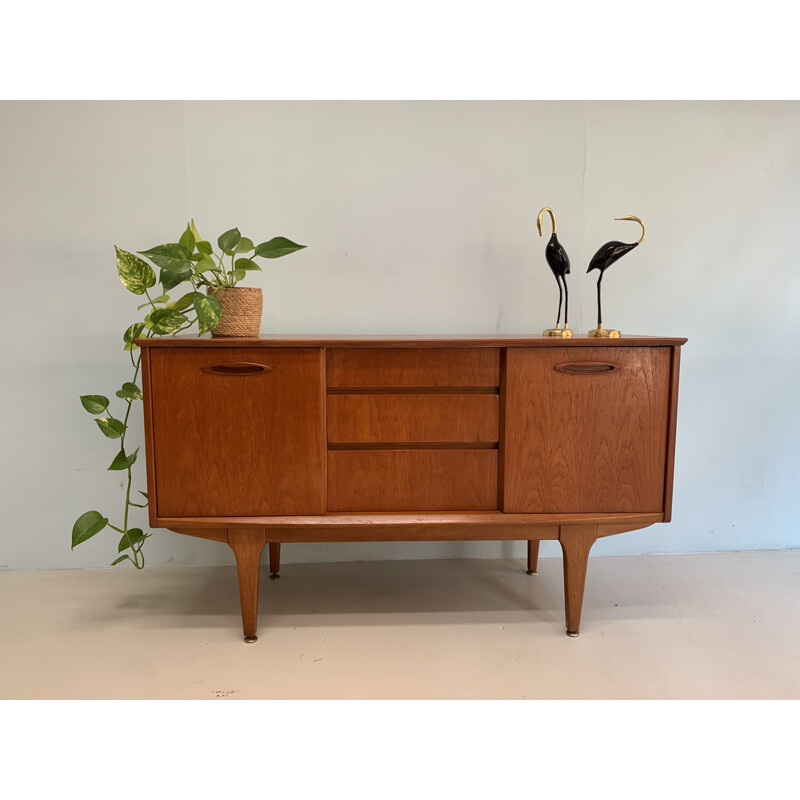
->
(228, 528), (266, 640)
(327, 393), (499, 443)
(559, 524), (598, 635)
(326, 348), (500, 387)
(662, 347), (682, 523)
(503, 347), (671, 513)
(140, 334), (688, 348)
(159, 511), (662, 531)
(327, 449), (498, 512)
(150, 347), (325, 517)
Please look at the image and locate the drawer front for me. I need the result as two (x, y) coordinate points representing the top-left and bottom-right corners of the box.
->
(327, 393), (499, 444)
(327, 348), (500, 387)
(149, 347), (325, 517)
(328, 450), (498, 511)
(503, 347), (671, 513)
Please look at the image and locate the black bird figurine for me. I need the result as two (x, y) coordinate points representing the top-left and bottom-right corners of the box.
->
(586, 215), (646, 337)
(537, 207), (572, 337)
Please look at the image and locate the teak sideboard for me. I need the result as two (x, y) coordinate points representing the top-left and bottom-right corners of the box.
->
(138, 334), (686, 642)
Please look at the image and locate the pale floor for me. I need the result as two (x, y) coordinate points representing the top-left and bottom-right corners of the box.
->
(1, 550), (798, 699)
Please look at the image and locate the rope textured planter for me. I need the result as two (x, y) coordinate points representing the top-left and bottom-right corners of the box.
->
(209, 287), (263, 337)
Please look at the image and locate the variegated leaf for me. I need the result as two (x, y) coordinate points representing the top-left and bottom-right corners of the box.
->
(116, 382), (143, 401)
(95, 417), (125, 439)
(149, 308), (188, 335)
(193, 292), (223, 334)
(115, 246), (156, 295)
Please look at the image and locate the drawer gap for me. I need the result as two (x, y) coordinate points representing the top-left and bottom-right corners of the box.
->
(327, 386), (499, 395)
(328, 442), (498, 451)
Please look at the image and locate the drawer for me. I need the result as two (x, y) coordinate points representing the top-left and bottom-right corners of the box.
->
(328, 449), (498, 511)
(326, 348), (500, 387)
(327, 393), (499, 443)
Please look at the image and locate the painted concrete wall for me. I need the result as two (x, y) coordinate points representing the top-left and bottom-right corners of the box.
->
(1, 100), (798, 569)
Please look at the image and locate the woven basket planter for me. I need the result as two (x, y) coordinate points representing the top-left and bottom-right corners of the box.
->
(209, 287), (263, 337)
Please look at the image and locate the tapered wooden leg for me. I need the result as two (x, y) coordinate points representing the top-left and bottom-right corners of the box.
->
(526, 540), (540, 575)
(228, 528), (267, 643)
(558, 525), (598, 637)
(268, 542), (281, 580)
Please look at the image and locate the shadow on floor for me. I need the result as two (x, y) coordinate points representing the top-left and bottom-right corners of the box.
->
(87, 557), (568, 632)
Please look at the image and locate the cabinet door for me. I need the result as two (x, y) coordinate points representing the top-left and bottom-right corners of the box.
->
(503, 347), (671, 513)
(149, 348), (325, 517)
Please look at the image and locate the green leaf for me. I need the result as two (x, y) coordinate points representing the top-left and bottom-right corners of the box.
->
(190, 219), (203, 241)
(218, 227), (241, 254)
(123, 323), (146, 349)
(72, 510), (108, 549)
(149, 308), (188, 335)
(235, 236), (254, 254)
(115, 246), (156, 295)
(169, 292), (195, 312)
(179, 225), (195, 253)
(115, 382), (143, 401)
(235, 258), (261, 272)
(232, 267), (246, 282)
(139, 243), (193, 273)
(196, 239), (213, 256)
(108, 447), (139, 471)
(118, 528), (146, 552)
(254, 237), (306, 259)
(80, 395), (109, 414)
(160, 267), (192, 291)
(195, 256), (217, 274)
(193, 292), (223, 334)
(95, 417), (125, 439)
(110, 554), (133, 566)
(139, 491), (148, 499)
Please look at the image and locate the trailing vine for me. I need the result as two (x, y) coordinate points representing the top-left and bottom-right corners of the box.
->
(71, 220), (306, 567)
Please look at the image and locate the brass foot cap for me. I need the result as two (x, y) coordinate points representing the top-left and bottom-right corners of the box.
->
(244, 635), (258, 644)
(269, 573), (280, 580)
(526, 570), (538, 576)
(566, 630), (580, 638)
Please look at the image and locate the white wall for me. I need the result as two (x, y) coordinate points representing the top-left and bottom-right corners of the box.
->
(1, 100), (798, 570)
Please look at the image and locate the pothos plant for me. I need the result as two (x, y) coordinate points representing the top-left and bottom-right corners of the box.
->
(71, 220), (306, 568)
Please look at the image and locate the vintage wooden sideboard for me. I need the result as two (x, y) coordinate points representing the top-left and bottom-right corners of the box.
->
(138, 334), (685, 642)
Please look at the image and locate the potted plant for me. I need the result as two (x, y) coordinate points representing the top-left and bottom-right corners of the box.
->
(71, 221), (306, 567)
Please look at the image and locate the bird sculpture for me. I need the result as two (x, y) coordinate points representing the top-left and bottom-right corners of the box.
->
(537, 207), (572, 337)
(586, 215), (646, 337)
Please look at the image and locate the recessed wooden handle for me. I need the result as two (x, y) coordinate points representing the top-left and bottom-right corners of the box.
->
(201, 362), (272, 376)
(554, 362), (617, 375)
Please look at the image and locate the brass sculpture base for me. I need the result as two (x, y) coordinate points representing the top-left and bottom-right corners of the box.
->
(587, 327), (620, 338)
(543, 328), (573, 338)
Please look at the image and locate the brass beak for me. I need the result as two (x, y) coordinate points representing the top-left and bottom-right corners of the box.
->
(614, 215), (646, 244)
(537, 207), (557, 237)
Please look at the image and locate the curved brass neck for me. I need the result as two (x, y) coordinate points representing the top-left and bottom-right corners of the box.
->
(615, 215), (646, 244)
(537, 207), (557, 237)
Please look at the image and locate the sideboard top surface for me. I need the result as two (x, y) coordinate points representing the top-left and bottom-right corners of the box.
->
(138, 334), (687, 348)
